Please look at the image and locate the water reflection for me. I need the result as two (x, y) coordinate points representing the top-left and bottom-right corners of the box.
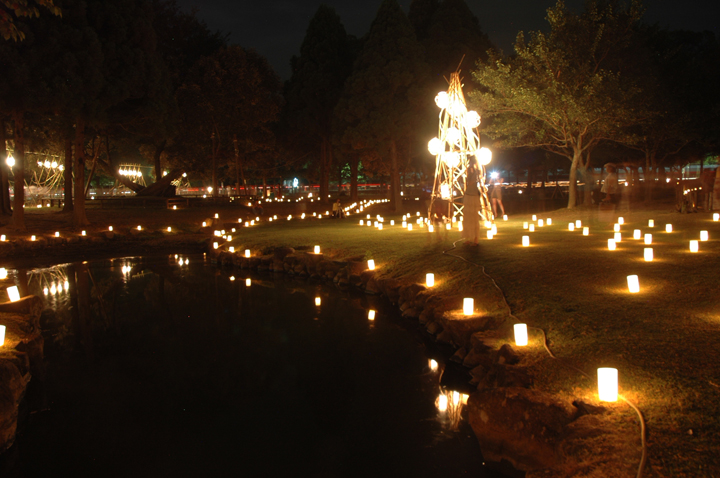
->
(8, 254), (498, 477)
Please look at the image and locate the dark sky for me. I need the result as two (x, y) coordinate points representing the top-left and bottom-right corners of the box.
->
(176, 0), (719, 80)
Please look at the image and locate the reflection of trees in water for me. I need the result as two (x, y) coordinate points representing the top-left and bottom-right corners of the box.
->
(435, 388), (469, 431)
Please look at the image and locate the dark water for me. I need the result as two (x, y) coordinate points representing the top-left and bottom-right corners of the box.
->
(7, 254), (507, 477)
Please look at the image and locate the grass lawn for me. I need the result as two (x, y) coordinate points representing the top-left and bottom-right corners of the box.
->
(6, 198), (720, 476)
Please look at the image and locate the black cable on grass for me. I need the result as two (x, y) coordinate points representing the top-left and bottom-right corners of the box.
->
(443, 238), (647, 478)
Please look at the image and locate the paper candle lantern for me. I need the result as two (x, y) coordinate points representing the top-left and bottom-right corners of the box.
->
(429, 359), (438, 371)
(486, 230), (493, 239)
(446, 223), (451, 230)
(648, 219), (654, 227)
(0, 268), (6, 279)
(0, 235), (5, 241)
(167, 227), (172, 232)
(689, 240), (699, 253)
(608, 239), (616, 250)
(428, 225), (434, 233)
(665, 224), (672, 233)
(368, 260), (375, 270)
(315, 297), (321, 306)
(55, 232), (60, 237)
(463, 298), (474, 316)
(633, 229), (641, 240)
(522, 236), (530, 247)
(523, 222), (528, 229)
(245, 249), (251, 258)
(614, 224), (620, 232)
(627, 275), (640, 293)
(532, 215), (537, 221)
(7, 286), (20, 302)
(0, 325), (5, 346)
(547, 218), (552, 226)
(714, 213), (719, 221)
(644, 234), (652, 245)
(598, 368), (618, 402)
(314, 245), (320, 254)
(81, 231), (86, 236)
(514, 324), (528, 346)
(583, 227), (589, 236)
(618, 217), (624, 225)
(614, 232), (622, 242)
(426, 273), (435, 287)
(390, 220), (395, 226)
(529, 224), (535, 232)
(229, 276), (235, 281)
(503, 215), (508, 221)
(229, 247), (235, 253)
(568, 223), (575, 231)
(408, 224), (413, 231)
(213, 242), (218, 250)
(245, 278), (251, 286)
(644, 248), (653, 261)
(700, 231), (709, 241)
(538, 219), (544, 227)
(368, 310), (376, 321)
(575, 220), (582, 228)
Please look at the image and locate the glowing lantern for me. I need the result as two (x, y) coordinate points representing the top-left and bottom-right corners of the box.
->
(486, 230), (493, 239)
(522, 236), (530, 247)
(437, 394), (448, 412)
(665, 224), (672, 233)
(7, 286), (20, 302)
(614, 232), (622, 242)
(315, 297), (321, 306)
(55, 232), (59, 237)
(314, 245), (320, 254)
(215, 213), (219, 219)
(213, 242), (218, 250)
(368, 260), (375, 270)
(360, 220), (364, 226)
(714, 213), (719, 221)
(0, 325), (4, 346)
(245, 249), (251, 258)
(390, 220), (395, 226)
(229, 247), (235, 253)
(618, 217), (624, 225)
(583, 227), (589, 236)
(202, 222), (207, 227)
(608, 239), (616, 250)
(538, 219), (544, 227)
(477, 147), (492, 166)
(0, 235), (5, 241)
(465, 110), (481, 128)
(429, 359), (438, 371)
(644, 248), (653, 262)
(81, 231), (86, 236)
(426, 273), (435, 287)
(575, 220), (582, 228)
(700, 231), (709, 241)
(442, 152), (460, 169)
(532, 215), (537, 221)
(0, 268), (6, 279)
(408, 224), (413, 231)
(598, 368), (618, 402)
(428, 137), (443, 155)
(245, 278), (251, 286)
(614, 224), (620, 232)
(627, 275), (640, 293)
(689, 240), (699, 253)
(463, 298), (474, 316)
(514, 323), (528, 346)
(229, 276), (235, 281)
(167, 227), (172, 232)
(523, 222), (529, 229)
(503, 215), (508, 221)
(568, 223), (575, 231)
(435, 91), (449, 109)
(30, 235), (36, 241)
(648, 219), (654, 227)
(529, 224), (535, 232)
(547, 218), (552, 226)
(644, 234), (652, 245)
(368, 310), (376, 321)
(137, 226), (142, 231)
(445, 128), (461, 146)
(633, 229), (641, 240)
(428, 225), (434, 233)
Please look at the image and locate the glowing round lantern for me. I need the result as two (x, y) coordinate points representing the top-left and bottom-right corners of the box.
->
(514, 323), (528, 346)
(465, 110), (481, 128)
(428, 137), (443, 156)
(435, 91), (449, 109)
(477, 147), (492, 166)
(598, 368), (618, 402)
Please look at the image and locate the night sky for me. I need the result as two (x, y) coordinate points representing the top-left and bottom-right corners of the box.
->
(176, 1), (719, 80)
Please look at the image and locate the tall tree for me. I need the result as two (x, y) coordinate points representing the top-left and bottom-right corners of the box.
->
(470, 0), (644, 208)
(283, 5), (352, 203)
(335, 0), (429, 211)
(0, 0), (60, 41)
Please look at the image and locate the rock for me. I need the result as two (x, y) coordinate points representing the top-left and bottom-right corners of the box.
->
(462, 346), (489, 368)
(365, 278), (380, 294)
(418, 309), (433, 324)
(476, 363), (533, 389)
(377, 278), (401, 303)
(426, 321), (442, 335)
(399, 283), (426, 303)
(450, 347), (467, 363)
(438, 312), (506, 349)
(360, 270), (375, 286)
(401, 307), (420, 318)
(348, 274), (362, 286)
(467, 387), (577, 471)
(496, 343), (520, 365)
(572, 400), (607, 417)
(273, 247), (295, 260)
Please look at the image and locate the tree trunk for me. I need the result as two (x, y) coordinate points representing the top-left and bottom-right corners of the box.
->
(350, 155), (359, 202)
(211, 132), (218, 198)
(153, 139), (166, 182)
(389, 139), (401, 212)
(73, 117), (90, 228)
(11, 110), (26, 230)
(643, 151), (655, 203)
(63, 137), (74, 212)
(319, 136), (330, 203)
(233, 135), (241, 196)
(84, 139), (101, 198)
(567, 150), (580, 209)
(0, 122), (12, 215)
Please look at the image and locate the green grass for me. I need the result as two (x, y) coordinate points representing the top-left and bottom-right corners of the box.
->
(10, 201), (720, 476)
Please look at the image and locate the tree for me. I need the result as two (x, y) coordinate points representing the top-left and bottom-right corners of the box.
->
(335, 0), (429, 211)
(0, 0), (60, 41)
(283, 5), (353, 203)
(470, 0), (644, 208)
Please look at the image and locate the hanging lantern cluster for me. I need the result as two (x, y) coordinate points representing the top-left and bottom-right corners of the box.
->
(119, 166), (143, 178)
(428, 71), (492, 222)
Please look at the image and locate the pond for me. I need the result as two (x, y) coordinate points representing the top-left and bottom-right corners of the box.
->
(8, 254), (510, 477)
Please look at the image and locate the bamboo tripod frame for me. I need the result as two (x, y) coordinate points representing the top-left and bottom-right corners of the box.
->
(428, 72), (492, 224)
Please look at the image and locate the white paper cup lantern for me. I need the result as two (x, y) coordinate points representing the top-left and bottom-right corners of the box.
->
(547, 218), (552, 226)
(523, 222), (528, 229)
(633, 229), (641, 240)
(665, 224), (672, 233)
(618, 217), (624, 225)
(627, 275), (640, 293)
(607, 239), (616, 250)
(315, 297), (321, 306)
(229, 246), (235, 253)
(0, 268), (6, 279)
(368, 259), (375, 270)
(0, 325), (5, 346)
(314, 245), (320, 254)
(368, 310), (376, 321)
(575, 220), (582, 228)
(614, 232), (622, 242)
(463, 298), (474, 316)
(700, 231), (709, 241)
(514, 324), (528, 346)
(503, 215), (508, 221)
(713, 213), (719, 221)
(648, 219), (654, 227)
(538, 219), (544, 227)
(522, 236), (530, 247)
(245, 249), (251, 258)
(597, 368), (618, 402)
(644, 248), (653, 262)
(6, 286), (20, 302)
(532, 215), (537, 221)
(644, 234), (652, 245)
(689, 240), (699, 253)
(426, 273), (435, 287)
(614, 224), (620, 232)
(529, 224), (535, 232)
(583, 227), (589, 236)
(568, 223), (575, 231)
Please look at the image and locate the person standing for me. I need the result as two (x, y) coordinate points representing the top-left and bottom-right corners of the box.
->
(601, 164), (619, 204)
(490, 176), (505, 219)
(462, 161), (481, 245)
